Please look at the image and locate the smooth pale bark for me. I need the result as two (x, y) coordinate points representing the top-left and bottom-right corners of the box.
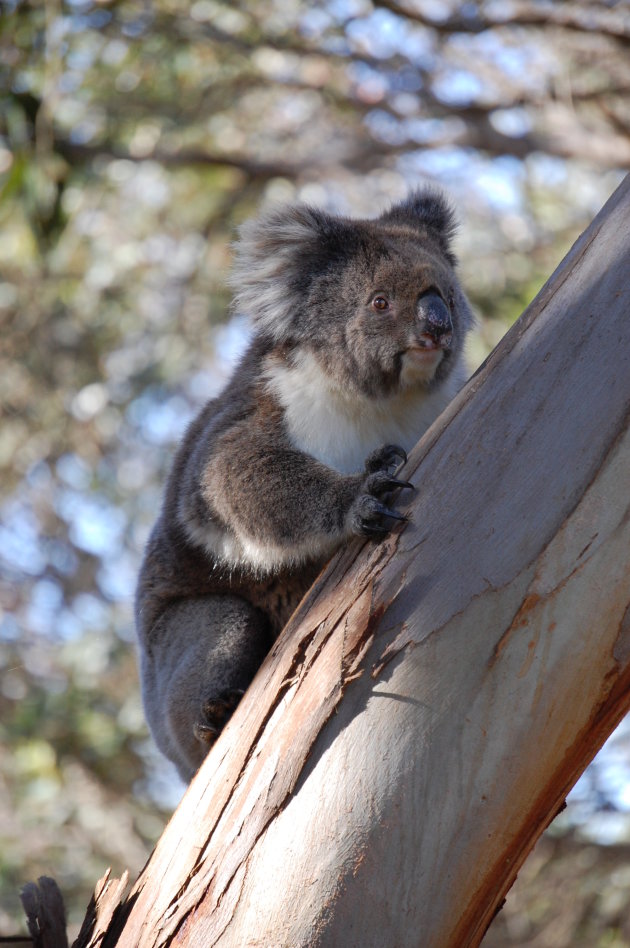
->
(77, 174), (630, 948)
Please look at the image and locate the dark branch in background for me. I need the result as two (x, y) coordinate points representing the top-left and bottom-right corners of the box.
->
(374, 0), (630, 45)
(5, 0), (629, 184)
(52, 139), (303, 180)
(42, 110), (630, 175)
(6, 87), (630, 187)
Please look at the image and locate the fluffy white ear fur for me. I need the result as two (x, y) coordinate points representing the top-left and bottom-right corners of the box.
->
(229, 205), (331, 341)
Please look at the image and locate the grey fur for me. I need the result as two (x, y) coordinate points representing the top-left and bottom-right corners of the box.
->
(136, 188), (475, 782)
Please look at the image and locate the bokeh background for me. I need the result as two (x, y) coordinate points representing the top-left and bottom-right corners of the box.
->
(1, 0), (630, 943)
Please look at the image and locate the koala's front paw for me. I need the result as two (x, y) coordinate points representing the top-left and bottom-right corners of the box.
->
(349, 444), (414, 540)
(193, 688), (245, 746)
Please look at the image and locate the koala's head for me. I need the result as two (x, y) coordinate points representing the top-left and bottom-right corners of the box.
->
(231, 189), (474, 398)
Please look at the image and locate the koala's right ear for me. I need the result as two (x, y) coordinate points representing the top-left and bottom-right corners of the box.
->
(230, 204), (342, 341)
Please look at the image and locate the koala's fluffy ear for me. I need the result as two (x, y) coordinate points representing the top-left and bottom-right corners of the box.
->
(230, 204), (342, 341)
(380, 189), (457, 265)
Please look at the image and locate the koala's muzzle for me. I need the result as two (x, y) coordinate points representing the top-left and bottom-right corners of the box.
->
(417, 291), (453, 348)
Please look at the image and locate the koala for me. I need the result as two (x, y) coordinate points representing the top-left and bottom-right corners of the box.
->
(135, 189), (474, 782)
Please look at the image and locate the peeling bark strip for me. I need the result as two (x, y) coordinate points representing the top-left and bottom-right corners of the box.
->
(72, 870), (129, 948)
(76, 174), (630, 948)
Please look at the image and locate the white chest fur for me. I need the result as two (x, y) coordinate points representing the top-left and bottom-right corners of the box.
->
(265, 350), (461, 475)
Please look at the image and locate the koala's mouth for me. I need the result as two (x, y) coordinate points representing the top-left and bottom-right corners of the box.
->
(400, 345), (444, 388)
(404, 344), (445, 366)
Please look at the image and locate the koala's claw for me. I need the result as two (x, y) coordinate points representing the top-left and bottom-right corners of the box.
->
(366, 472), (414, 496)
(371, 500), (407, 522)
(391, 478), (414, 492)
(359, 522), (390, 539)
(365, 443), (408, 474)
(194, 688), (245, 746)
(193, 720), (219, 744)
(351, 495), (408, 540)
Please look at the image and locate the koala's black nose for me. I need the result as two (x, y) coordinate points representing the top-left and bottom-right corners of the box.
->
(417, 291), (452, 342)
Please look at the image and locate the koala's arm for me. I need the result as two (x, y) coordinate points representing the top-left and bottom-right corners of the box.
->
(182, 414), (410, 572)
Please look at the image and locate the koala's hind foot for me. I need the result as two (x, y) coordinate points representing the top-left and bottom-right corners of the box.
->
(349, 443), (414, 540)
(194, 688), (245, 746)
(140, 594), (272, 782)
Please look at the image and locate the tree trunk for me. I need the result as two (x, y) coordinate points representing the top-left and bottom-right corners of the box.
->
(76, 174), (630, 948)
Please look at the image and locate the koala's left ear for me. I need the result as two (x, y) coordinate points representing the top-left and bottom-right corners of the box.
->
(380, 189), (457, 265)
(229, 204), (346, 340)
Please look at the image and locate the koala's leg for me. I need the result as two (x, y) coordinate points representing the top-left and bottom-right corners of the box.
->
(140, 594), (272, 782)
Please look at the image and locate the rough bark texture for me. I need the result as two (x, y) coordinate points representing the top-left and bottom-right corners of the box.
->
(75, 174), (630, 948)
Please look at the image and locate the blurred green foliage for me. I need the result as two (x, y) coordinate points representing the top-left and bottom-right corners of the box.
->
(0, 0), (629, 940)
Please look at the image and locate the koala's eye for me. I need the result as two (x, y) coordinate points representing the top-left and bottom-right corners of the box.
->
(372, 295), (389, 312)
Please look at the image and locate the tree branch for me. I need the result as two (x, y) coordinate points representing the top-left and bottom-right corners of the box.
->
(374, 0), (630, 45)
(67, 175), (630, 947)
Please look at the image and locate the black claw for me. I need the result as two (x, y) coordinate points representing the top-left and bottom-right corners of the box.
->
(373, 501), (408, 522)
(381, 444), (407, 464)
(360, 522), (390, 539)
(381, 476), (414, 492)
(365, 471), (414, 497)
(193, 721), (219, 745)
